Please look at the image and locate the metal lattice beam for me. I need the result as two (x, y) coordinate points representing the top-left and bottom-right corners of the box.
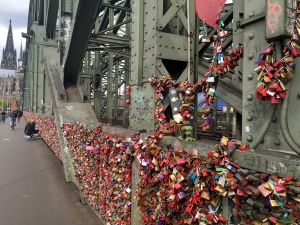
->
(63, 0), (102, 84)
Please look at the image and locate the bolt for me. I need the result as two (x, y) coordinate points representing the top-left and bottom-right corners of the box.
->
(248, 73), (254, 80)
(248, 32), (255, 39)
(274, 139), (281, 146)
(247, 94), (253, 101)
(158, 52), (162, 56)
(247, 115), (253, 121)
(247, 135), (253, 142)
(158, 24), (163, 29)
(248, 52), (254, 60)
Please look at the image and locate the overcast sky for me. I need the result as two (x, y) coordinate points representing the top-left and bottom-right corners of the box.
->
(0, 0), (29, 60)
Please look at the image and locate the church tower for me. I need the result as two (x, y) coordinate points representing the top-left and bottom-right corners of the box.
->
(1, 20), (17, 70)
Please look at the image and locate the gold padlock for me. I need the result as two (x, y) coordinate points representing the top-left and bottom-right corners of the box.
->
(202, 36), (210, 43)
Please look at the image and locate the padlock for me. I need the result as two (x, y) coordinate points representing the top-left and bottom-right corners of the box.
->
(202, 36), (210, 43)
(185, 204), (193, 213)
(177, 192), (185, 199)
(217, 28), (227, 37)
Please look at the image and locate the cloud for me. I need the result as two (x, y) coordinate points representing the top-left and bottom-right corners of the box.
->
(0, 0), (29, 60)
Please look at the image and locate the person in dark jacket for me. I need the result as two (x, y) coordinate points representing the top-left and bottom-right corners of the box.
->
(10, 110), (17, 128)
(24, 121), (39, 139)
(17, 110), (23, 123)
(1, 111), (5, 123)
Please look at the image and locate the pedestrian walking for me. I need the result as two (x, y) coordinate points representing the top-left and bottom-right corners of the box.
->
(17, 110), (23, 123)
(1, 110), (5, 123)
(10, 110), (17, 129)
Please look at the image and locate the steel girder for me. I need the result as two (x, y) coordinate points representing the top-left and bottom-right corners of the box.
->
(63, 0), (102, 84)
(83, 0), (131, 124)
(46, 0), (59, 38)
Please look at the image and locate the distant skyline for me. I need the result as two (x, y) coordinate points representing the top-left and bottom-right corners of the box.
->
(0, 0), (30, 61)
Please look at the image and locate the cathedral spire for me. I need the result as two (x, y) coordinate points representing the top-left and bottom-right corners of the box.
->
(6, 19), (15, 52)
(1, 20), (17, 70)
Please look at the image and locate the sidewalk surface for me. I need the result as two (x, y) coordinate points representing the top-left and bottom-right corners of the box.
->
(0, 118), (100, 225)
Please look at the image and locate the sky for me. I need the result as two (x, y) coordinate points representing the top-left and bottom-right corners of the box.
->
(0, 0), (30, 61)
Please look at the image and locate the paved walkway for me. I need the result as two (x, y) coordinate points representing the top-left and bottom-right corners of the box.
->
(0, 118), (100, 225)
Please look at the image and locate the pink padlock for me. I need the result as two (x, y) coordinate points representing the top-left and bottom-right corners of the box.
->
(218, 28), (227, 38)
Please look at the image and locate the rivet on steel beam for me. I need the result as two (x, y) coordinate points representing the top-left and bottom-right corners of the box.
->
(272, 116), (277, 122)
(176, 4), (179, 7)
(247, 115), (253, 121)
(247, 94), (253, 101)
(248, 32), (255, 39)
(274, 139), (281, 146)
(297, 92), (300, 98)
(158, 64), (162, 67)
(248, 73), (254, 80)
(158, 52), (162, 56)
(260, 138), (264, 144)
(165, 45), (168, 48)
(248, 52), (254, 60)
(249, 11), (255, 17)
(247, 135), (253, 142)
(158, 24), (163, 30)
